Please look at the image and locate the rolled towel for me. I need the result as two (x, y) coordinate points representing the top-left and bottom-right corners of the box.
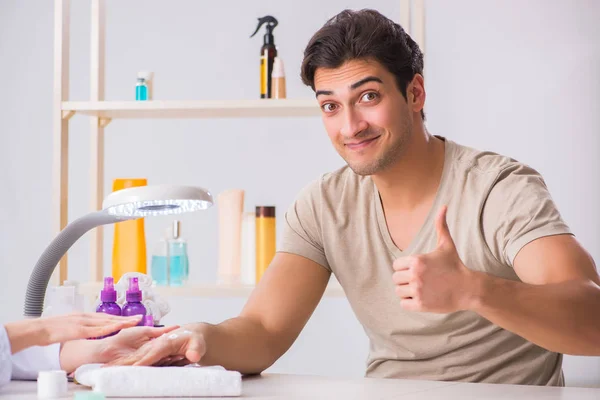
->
(116, 272), (154, 291)
(74, 364), (242, 397)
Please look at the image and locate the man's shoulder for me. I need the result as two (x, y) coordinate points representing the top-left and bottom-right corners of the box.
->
(450, 139), (542, 181)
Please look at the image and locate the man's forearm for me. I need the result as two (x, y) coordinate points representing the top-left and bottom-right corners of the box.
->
(195, 316), (286, 375)
(470, 272), (600, 355)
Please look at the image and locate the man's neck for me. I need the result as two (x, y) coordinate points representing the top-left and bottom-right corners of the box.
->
(372, 131), (445, 212)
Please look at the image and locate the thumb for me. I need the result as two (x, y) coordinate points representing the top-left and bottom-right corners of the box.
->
(435, 205), (454, 249)
(185, 335), (206, 363)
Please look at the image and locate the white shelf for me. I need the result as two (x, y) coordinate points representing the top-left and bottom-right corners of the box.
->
(78, 281), (346, 299)
(62, 99), (321, 119)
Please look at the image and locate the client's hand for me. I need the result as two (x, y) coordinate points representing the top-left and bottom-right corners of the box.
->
(60, 324), (179, 372)
(105, 326), (206, 367)
(5, 313), (143, 354)
(100, 325), (179, 361)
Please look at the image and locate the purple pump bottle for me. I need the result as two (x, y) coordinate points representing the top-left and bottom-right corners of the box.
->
(122, 277), (146, 325)
(96, 277), (121, 316)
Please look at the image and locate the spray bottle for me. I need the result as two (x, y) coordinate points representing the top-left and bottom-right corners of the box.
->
(250, 16), (278, 99)
(96, 277), (121, 316)
(121, 277), (146, 325)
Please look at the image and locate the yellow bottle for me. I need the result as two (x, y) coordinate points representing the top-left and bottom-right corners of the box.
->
(255, 206), (276, 283)
(111, 178), (147, 282)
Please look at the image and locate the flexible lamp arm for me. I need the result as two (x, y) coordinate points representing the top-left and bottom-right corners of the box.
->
(24, 211), (129, 317)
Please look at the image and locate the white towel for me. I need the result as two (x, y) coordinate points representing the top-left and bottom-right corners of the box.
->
(74, 364), (242, 397)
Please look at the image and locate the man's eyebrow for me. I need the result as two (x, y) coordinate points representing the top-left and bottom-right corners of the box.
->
(315, 76), (383, 98)
(350, 76), (383, 90)
(315, 89), (333, 98)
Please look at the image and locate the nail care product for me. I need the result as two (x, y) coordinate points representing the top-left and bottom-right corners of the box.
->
(37, 370), (68, 399)
(111, 178), (148, 282)
(250, 16), (278, 98)
(271, 57), (286, 99)
(135, 72), (149, 101)
(255, 206), (276, 283)
(217, 190), (244, 284)
(96, 277), (122, 316)
(138, 70), (153, 100)
(121, 277), (146, 325)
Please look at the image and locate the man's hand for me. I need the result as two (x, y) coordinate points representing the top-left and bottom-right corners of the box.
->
(392, 205), (478, 313)
(105, 325), (207, 367)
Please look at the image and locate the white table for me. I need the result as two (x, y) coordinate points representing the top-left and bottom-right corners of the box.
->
(2, 373), (599, 399)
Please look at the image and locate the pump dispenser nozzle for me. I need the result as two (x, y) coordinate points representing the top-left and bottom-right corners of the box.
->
(250, 16), (278, 43)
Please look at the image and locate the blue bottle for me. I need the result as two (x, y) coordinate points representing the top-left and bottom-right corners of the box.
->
(135, 77), (148, 101)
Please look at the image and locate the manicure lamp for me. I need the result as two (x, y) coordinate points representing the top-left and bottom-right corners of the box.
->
(24, 185), (213, 317)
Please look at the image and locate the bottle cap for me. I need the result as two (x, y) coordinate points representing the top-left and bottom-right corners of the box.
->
(172, 220), (181, 239)
(256, 206), (275, 218)
(100, 276), (117, 303)
(37, 370), (67, 399)
(126, 277), (143, 302)
(271, 57), (285, 78)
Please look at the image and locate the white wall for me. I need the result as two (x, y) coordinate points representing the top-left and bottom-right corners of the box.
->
(0, 0), (598, 387)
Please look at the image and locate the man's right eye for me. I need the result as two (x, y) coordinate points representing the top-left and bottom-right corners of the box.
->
(321, 103), (337, 113)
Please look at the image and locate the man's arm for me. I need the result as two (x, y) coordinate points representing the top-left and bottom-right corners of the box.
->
(393, 206), (600, 356)
(108, 252), (331, 373)
(470, 234), (600, 355)
(192, 253), (330, 374)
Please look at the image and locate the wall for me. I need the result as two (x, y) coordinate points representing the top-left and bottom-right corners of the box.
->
(0, 0), (598, 386)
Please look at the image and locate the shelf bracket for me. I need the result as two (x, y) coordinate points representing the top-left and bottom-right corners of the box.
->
(61, 110), (75, 120)
(98, 117), (112, 128)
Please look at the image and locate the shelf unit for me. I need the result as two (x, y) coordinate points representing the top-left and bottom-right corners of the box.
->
(51, 0), (425, 297)
(79, 281), (345, 300)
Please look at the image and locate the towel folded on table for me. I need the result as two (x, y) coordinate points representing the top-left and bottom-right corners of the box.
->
(74, 363), (242, 397)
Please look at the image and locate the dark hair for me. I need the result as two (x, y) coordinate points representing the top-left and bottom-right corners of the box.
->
(301, 9), (425, 120)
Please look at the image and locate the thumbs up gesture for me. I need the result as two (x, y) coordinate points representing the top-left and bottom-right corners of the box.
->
(392, 206), (478, 313)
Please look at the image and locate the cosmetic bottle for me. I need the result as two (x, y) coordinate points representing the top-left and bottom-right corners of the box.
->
(271, 57), (286, 99)
(135, 74), (148, 101)
(255, 206), (276, 283)
(121, 277), (146, 325)
(250, 16), (278, 98)
(111, 178), (147, 282)
(218, 190), (244, 284)
(96, 277), (121, 316)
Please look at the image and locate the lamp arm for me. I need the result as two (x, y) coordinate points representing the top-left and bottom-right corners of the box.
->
(24, 211), (128, 317)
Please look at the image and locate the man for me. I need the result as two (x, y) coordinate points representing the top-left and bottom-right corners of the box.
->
(108, 9), (599, 385)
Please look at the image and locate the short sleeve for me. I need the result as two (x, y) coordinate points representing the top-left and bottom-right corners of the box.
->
(482, 163), (573, 267)
(277, 179), (331, 271)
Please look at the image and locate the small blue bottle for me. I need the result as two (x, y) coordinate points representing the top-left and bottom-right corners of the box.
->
(135, 77), (148, 101)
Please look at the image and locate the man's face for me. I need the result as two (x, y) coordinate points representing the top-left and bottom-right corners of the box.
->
(314, 59), (414, 176)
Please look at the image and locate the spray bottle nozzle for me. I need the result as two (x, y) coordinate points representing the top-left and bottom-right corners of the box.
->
(100, 276), (117, 303)
(250, 15), (279, 38)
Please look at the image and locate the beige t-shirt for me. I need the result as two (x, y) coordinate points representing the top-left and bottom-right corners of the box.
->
(278, 137), (572, 386)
